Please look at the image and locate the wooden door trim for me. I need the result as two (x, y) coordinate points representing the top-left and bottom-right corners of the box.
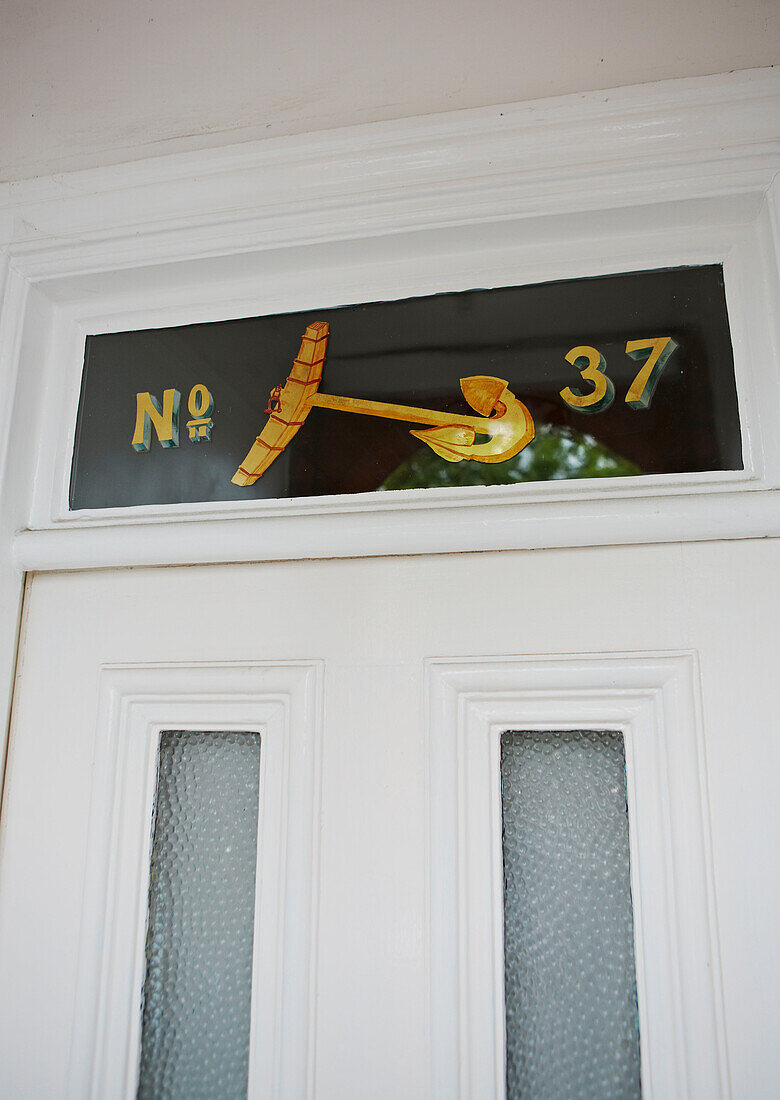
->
(426, 652), (729, 1099)
(67, 661), (323, 1100)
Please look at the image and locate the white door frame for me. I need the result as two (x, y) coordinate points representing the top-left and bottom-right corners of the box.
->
(57, 661), (323, 1099)
(0, 67), (778, 820)
(427, 653), (729, 1100)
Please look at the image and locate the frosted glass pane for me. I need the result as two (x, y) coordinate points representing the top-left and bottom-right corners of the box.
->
(500, 730), (641, 1100)
(137, 730), (261, 1100)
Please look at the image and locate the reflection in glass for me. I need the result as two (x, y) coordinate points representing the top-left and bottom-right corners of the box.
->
(500, 730), (641, 1100)
(380, 423), (641, 489)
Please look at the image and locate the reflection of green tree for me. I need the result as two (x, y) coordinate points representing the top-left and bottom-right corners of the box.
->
(380, 423), (642, 490)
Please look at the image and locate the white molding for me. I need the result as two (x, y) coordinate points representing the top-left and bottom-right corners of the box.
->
(14, 486), (780, 570)
(427, 653), (729, 1100)
(66, 662), (323, 1100)
(1, 69), (778, 265)
(9, 202), (780, 569)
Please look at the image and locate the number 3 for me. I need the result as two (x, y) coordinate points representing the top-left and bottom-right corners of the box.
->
(559, 345), (615, 412)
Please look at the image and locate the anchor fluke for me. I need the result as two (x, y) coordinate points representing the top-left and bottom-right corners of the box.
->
(411, 374), (534, 464)
(459, 375), (508, 415)
(410, 425), (475, 461)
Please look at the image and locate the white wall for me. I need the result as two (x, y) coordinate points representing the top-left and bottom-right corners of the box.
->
(1, 0), (778, 182)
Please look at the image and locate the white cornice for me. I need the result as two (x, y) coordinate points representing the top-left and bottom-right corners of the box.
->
(1, 68), (778, 275)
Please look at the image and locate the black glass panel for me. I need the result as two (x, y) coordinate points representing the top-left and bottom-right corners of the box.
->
(70, 265), (741, 510)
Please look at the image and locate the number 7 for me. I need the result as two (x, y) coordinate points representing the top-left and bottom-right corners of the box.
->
(624, 337), (678, 409)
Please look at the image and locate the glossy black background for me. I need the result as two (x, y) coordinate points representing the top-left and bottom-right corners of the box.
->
(70, 265), (741, 509)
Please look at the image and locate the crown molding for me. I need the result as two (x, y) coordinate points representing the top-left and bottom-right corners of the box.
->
(0, 68), (778, 278)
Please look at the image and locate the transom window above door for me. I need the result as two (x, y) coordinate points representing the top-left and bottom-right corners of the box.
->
(70, 265), (740, 511)
(9, 69), (778, 571)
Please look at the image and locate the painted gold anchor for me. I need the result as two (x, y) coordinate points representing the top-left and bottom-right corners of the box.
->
(232, 321), (535, 485)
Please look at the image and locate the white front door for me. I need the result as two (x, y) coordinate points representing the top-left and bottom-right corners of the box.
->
(0, 537), (777, 1098)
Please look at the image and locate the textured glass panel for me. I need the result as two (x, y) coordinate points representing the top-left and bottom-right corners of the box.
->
(500, 730), (641, 1100)
(137, 730), (261, 1100)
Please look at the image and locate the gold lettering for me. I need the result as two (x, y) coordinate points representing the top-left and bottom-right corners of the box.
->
(132, 389), (180, 451)
(186, 383), (214, 442)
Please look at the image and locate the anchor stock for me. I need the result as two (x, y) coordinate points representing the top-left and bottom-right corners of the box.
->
(232, 322), (535, 486)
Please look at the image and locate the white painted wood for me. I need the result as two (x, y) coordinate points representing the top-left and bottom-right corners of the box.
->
(0, 70), (779, 1100)
(66, 663), (322, 1100)
(15, 192), (780, 556)
(1, 541), (778, 1097)
(427, 654), (728, 1100)
(13, 487), (780, 572)
(7, 198), (780, 569)
(2, 69), (778, 253)
(0, 275), (58, 785)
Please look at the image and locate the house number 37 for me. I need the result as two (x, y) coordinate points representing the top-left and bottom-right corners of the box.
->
(560, 336), (678, 413)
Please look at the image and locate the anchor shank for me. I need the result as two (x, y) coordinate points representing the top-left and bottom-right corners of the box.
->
(308, 391), (487, 431)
